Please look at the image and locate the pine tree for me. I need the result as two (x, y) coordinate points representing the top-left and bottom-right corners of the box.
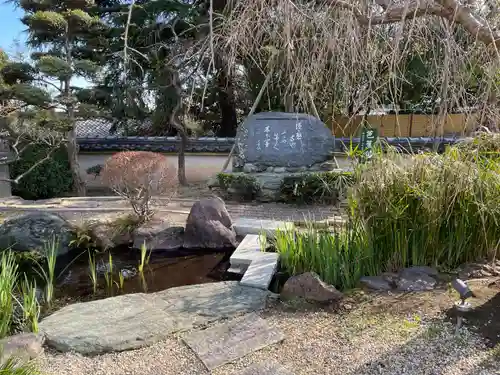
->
(14, 0), (107, 195)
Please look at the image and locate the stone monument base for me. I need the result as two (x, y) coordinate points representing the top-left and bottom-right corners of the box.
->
(210, 162), (353, 204)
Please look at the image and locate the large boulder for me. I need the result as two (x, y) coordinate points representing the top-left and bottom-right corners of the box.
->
(0, 212), (75, 257)
(281, 272), (343, 302)
(183, 197), (237, 249)
(234, 112), (335, 169)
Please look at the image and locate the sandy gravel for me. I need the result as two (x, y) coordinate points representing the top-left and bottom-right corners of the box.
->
(37, 291), (500, 375)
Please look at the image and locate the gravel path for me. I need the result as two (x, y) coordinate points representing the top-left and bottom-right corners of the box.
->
(0, 196), (345, 224)
(37, 290), (500, 375)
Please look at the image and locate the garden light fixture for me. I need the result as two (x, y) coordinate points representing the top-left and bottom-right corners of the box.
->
(451, 279), (473, 335)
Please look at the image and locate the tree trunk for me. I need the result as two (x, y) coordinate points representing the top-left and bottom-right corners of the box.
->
(216, 68), (238, 137)
(64, 29), (86, 196)
(66, 127), (86, 196)
(177, 130), (188, 186)
(170, 70), (188, 186)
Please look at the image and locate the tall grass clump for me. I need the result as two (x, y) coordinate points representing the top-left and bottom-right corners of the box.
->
(0, 252), (18, 338)
(350, 136), (500, 271)
(274, 220), (372, 290)
(274, 134), (500, 291)
(34, 236), (59, 308)
(0, 356), (41, 375)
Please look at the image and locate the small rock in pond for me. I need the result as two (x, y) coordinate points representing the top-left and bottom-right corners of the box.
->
(360, 276), (393, 291)
(0, 333), (44, 366)
(133, 225), (184, 251)
(281, 272), (343, 302)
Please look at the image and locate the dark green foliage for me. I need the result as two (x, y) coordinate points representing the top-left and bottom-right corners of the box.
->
(10, 144), (73, 200)
(216, 173), (260, 201)
(280, 171), (355, 204)
(0, 62), (36, 85)
(86, 164), (103, 177)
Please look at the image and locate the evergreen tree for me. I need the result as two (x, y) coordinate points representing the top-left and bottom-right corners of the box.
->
(12, 0), (107, 195)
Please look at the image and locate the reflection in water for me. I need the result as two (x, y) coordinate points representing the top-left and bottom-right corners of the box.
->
(57, 248), (236, 298)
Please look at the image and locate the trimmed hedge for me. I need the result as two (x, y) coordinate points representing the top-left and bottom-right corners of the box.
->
(10, 143), (73, 200)
(216, 173), (260, 201)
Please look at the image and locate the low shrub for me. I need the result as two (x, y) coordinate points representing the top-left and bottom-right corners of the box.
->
(101, 151), (178, 220)
(10, 143), (73, 200)
(216, 173), (260, 201)
(279, 171), (354, 204)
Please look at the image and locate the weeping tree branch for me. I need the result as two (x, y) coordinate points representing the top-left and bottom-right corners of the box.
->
(325, 0), (500, 47)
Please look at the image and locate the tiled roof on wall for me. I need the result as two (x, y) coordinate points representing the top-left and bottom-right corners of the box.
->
(76, 136), (461, 154)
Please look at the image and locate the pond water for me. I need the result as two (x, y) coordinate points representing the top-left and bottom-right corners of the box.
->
(55, 248), (239, 299)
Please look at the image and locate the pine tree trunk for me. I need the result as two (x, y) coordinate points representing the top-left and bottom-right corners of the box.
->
(66, 127), (86, 196)
(63, 30), (86, 196)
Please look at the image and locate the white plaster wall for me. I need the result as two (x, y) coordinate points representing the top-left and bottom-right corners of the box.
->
(79, 152), (232, 188)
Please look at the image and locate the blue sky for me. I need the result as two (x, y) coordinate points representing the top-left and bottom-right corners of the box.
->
(0, 1), (27, 55)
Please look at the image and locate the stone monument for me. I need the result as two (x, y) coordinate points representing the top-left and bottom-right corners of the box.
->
(233, 112), (335, 172)
(208, 112), (342, 202)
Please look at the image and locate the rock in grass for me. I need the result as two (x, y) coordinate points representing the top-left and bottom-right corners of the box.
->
(0, 212), (75, 257)
(396, 268), (437, 292)
(404, 266), (439, 278)
(0, 333), (44, 366)
(360, 276), (393, 291)
(281, 272), (343, 302)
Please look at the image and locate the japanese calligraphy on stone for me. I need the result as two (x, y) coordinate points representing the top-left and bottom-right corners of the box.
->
(234, 112), (335, 168)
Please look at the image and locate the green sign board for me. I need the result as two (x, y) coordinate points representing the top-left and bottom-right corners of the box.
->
(359, 125), (378, 161)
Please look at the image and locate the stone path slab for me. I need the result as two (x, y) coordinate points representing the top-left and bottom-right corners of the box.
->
(39, 281), (269, 355)
(230, 234), (279, 290)
(182, 313), (285, 370)
(239, 360), (295, 375)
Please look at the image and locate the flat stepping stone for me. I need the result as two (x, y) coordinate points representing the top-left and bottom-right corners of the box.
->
(233, 218), (294, 238)
(239, 360), (295, 375)
(40, 281), (269, 355)
(230, 235), (279, 290)
(182, 313), (284, 370)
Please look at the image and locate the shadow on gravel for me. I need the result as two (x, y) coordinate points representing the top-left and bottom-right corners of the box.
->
(343, 287), (500, 375)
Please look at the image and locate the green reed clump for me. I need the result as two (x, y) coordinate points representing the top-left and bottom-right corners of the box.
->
(274, 134), (500, 291)
(0, 355), (41, 375)
(34, 237), (58, 308)
(103, 252), (114, 294)
(88, 252), (98, 294)
(350, 141), (500, 271)
(20, 276), (40, 333)
(138, 242), (151, 274)
(0, 251), (18, 338)
(274, 220), (372, 290)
